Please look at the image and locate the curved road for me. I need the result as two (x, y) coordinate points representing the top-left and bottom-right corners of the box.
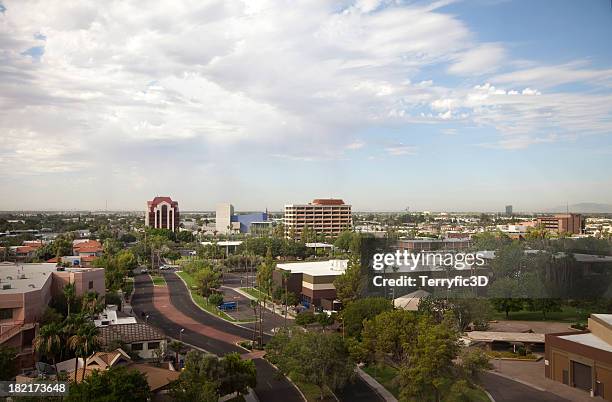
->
(132, 273), (303, 402)
(133, 272), (383, 402)
(481, 372), (570, 402)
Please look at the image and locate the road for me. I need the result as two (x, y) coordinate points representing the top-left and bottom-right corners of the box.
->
(133, 272), (383, 402)
(132, 273), (303, 402)
(481, 372), (571, 402)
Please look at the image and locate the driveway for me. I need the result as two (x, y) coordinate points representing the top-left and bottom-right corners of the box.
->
(481, 372), (570, 402)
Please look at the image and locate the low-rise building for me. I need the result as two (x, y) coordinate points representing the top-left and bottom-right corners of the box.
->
(98, 323), (167, 360)
(546, 314), (612, 400)
(273, 259), (348, 307)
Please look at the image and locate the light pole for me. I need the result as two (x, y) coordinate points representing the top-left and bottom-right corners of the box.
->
(145, 314), (150, 324)
(179, 328), (185, 342)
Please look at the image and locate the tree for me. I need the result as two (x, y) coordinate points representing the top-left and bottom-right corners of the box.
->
(334, 230), (355, 252)
(66, 366), (151, 402)
(63, 282), (76, 317)
(256, 247), (275, 299)
(399, 316), (460, 402)
(266, 331), (354, 400)
(208, 293), (224, 307)
(195, 267), (221, 297)
(459, 348), (491, 379)
(361, 309), (419, 365)
(68, 322), (101, 382)
(170, 351), (256, 401)
(81, 292), (103, 317)
(33, 322), (63, 376)
(168, 340), (187, 368)
(0, 345), (17, 380)
(525, 298), (563, 320)
(333, 251), (363, 306)
(341, 297), (392, 339)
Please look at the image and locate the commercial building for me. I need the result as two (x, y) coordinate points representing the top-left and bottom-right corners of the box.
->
(273, 259), (348, 307)
(0, 263), (105, 371)
(215, 203), (269, 234)
(145, 196), (179, 232)
(395, 238), (472, 252)
(535, 213), (583, 235)
(545, 314), (612, 400)
(284, 199), (352, 239)
(505, 205), (513, 216)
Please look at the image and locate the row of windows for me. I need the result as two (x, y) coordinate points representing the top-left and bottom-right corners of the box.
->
(131, 341), (161, 351)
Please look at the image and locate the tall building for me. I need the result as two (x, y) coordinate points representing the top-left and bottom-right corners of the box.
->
(535, 213), (583, 235)
(505, 205), (513, 216)
(215, 203), (236, 234)
(145, 197), (179, 232)
(284, 199), (352, 239)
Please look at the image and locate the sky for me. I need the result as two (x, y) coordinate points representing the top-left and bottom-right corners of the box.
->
(0, 0), (611, 212)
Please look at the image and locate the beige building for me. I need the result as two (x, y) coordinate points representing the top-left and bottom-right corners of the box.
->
(284, 199), (352, 239)
(546, 314), (612, 400)
(0, 263), (105, 371)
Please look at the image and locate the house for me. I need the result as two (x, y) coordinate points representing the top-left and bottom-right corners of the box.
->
(98, 323), (167, 360)
(66, 349), (180, 396)
(72, 240), (104, 257)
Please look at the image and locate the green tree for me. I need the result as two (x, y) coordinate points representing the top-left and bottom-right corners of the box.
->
(0, 345), (17, 380)
(63, 282), (76, 317)
(168, 340), (187, 368)
(341, 297), (392, 339)
(33, 322), (63, 376)
(266, 331), (354, 400)
(195, 267), (221, 297)
(361, 309), (419, 364)
(66, 366), (151, 402)
(399, 316), (460, 402)
(333, 252), (363, 306)
(68, 322), (100, 382)
(256, 247), (275, 299)
(459, 348), (491, 379)
(525, 298), (563, 320)
(81, 292), (103, 317)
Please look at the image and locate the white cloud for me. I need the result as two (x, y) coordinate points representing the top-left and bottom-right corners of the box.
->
(385, 144), (417, 156)
(448, 43), (505, 75)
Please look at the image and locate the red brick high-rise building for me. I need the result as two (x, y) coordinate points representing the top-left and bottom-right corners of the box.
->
(145, 197), (179, 232)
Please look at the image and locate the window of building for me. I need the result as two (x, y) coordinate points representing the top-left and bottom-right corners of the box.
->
(0, 309), (12, 320)
(88, 281), (94, 289)
(148, 342), (160, 350)
(131, 343), (143, 351)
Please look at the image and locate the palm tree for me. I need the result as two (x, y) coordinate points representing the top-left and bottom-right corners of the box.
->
(168, 340), (186, 368)
(33, 323), (62, 377)
(81, 292), (102, 317)
(68, 323), (100, 382)
(63, 282), (76, 316)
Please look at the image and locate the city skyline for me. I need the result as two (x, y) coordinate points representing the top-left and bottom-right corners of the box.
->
(1, 0), (612, 211)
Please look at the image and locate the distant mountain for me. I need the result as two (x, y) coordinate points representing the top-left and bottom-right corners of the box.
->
(546, 203), (612, 214)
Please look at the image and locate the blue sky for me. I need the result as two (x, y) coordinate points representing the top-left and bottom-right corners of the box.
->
(0, 0), (611, 212)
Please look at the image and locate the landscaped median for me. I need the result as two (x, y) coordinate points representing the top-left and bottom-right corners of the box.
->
(176, 271), (254, 323)
(239, 286), (267, 300)
(150, 274), (166, 286)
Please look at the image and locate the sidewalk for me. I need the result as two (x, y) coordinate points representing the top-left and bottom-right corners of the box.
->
(232, 287), (296, 320)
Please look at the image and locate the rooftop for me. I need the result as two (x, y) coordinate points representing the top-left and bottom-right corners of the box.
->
(98, 323), (166, 345)
(558, 333), (612, 352)
(276, 259), (348, 276)
(0, 263), (55, 294)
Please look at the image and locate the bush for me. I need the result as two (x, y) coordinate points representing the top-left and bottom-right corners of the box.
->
(295, 311), (317, 326)
(208, 293), (224, 306)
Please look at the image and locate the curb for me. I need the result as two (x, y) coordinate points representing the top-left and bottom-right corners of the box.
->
(487, 370), (547, 392)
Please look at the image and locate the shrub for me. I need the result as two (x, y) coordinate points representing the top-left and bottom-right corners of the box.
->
(208, 293), (224, 306)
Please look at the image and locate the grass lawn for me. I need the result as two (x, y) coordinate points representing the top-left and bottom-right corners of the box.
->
(292, 380), (336, 402)
(240, 287), (268, 300)
(151, 275), (166, 286)
(490, 306), (588, 323)
(176, 271), (236, 322)
(363, 364), (400, 398)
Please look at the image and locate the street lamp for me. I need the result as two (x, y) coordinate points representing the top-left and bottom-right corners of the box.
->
(145, 314), (150, 324)
(179, 328), (185, 342)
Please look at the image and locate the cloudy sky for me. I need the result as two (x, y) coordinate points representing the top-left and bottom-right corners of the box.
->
(1, 0), (611, 212)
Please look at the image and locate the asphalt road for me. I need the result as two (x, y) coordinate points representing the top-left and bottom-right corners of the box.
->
(481, 372), (571, 402)
(132, 274), (303, 402)
(166, 272), (384, 402)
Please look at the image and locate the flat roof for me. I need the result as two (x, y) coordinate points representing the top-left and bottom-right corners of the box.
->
(464, 331), (545, 344)
(200, 241), (243, 246)
(277, 259), (348, 276)
(558, 333), (612, 353)
(0, 263), (55, 294)
(305, 242), (334, 248)
(593, 314), (612, 327)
